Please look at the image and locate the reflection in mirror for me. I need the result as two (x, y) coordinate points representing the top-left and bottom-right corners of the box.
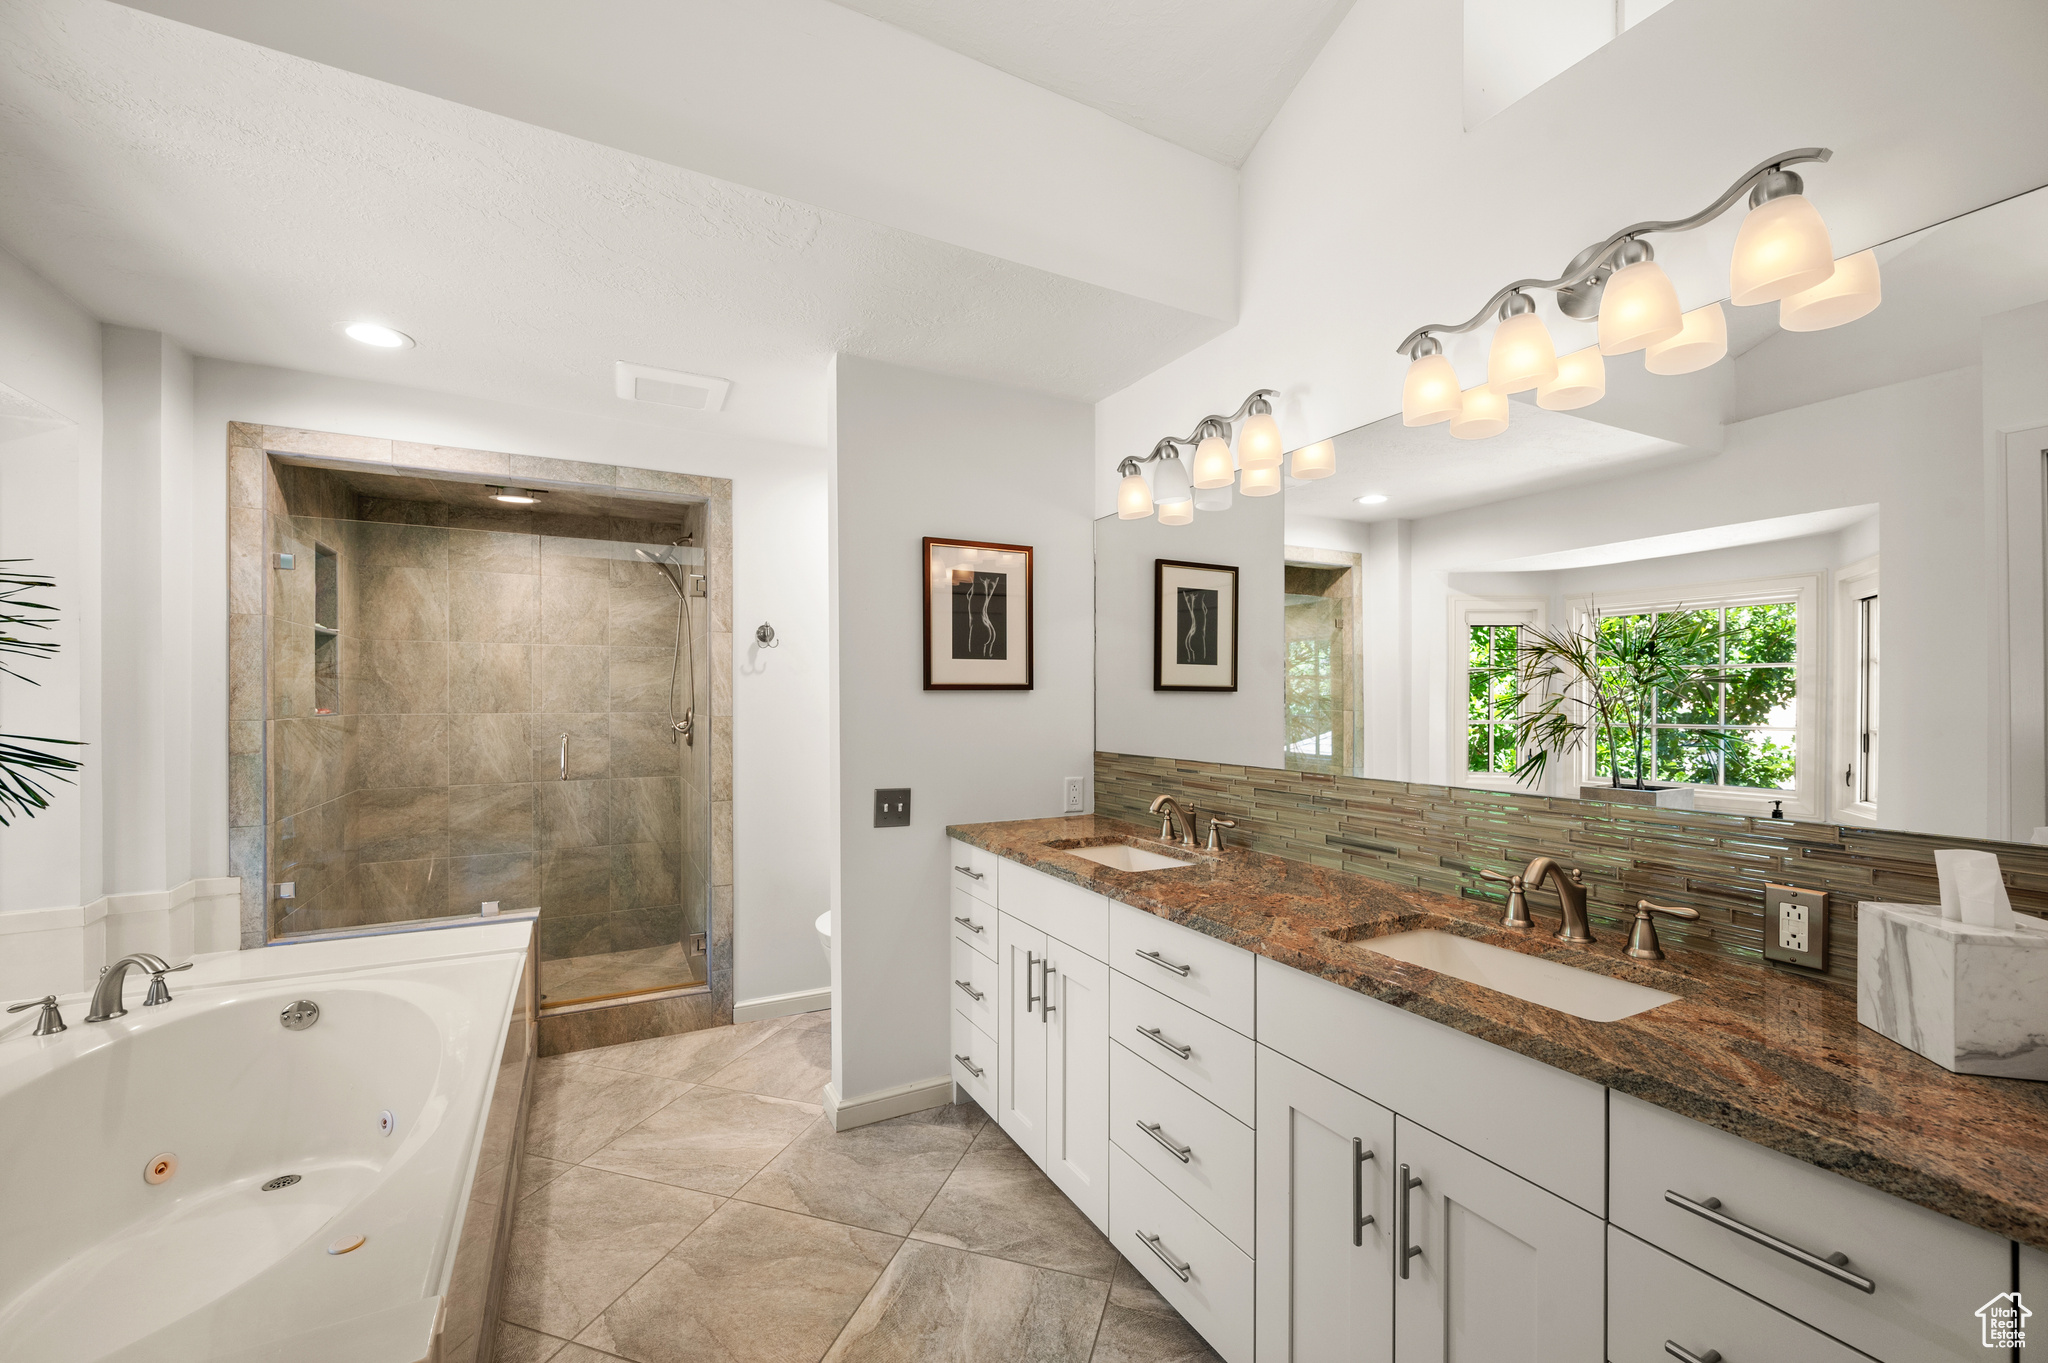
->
(1274, 185), (2048, 843)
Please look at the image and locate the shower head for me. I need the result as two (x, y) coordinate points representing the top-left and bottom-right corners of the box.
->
(635, 546), (690, 599)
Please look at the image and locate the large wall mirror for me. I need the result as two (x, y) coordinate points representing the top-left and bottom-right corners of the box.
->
(1098, 184), (2048, 846)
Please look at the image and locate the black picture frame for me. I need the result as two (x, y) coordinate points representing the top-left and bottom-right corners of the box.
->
(1154, 558), (1239, 692)
(923, 536), (1034, 690)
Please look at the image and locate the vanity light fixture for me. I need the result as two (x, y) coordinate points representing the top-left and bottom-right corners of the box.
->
(344, 322), (415, 349)
(487, 487), (543, 504)
(1114, 389), (1311, 523)
(1395, 148), (1879, 435)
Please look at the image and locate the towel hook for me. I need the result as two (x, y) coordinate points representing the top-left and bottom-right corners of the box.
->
(755, 623), (779, 648)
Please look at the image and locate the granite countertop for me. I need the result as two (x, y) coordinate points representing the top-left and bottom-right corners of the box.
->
(948, 814), (2048, 1250)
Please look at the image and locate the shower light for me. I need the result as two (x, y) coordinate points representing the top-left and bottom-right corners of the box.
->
(1290, 439), (1336, 480)
(1644, 303), (1728, 376)
(1486, 294), (1557, 394)
(1730, 172), (1836, 305)
(1779, 249), (1881, 331)
(488, 487), (542, 504)
(344, 322), (414, 349)
(1356, 493), (1389, 505)
(1538, 345), (1605, 410)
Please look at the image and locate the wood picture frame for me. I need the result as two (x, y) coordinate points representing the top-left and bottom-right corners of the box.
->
(923, 536), (1034, 690)
(1155, 558), (1239, 692)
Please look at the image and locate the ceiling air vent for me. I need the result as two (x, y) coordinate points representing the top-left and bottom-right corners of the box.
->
(615, 361), (731, 412)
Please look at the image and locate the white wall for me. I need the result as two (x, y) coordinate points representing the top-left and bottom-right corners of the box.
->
(829, 355), (1094, 1105)
(1094, 493), (1286, 766)
(1096, 0), (2048, 507)
(189, 360), (834, 1004)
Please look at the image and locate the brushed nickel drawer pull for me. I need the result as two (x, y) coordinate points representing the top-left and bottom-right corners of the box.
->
(953, 979), (984, 1002)
(1136, 1120), (1192, 1163)
(953, 864), (984, 881)
(1135, 1230), (1191, 1282)
(1664, 1344), (1722, 1363)
(952, 915), (984, 934)
(1134, 948), (1192, 977)
(952, 1053), (984, 1078)
(1353, 1139), (1375, 1245)
(1135, 1025), (1191, 1059)
(1398, 1163), (1423, 1279)
(1663, 1191), (1875, 1294)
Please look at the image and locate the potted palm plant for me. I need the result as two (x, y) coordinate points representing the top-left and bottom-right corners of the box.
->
(0, 563), (84, 824)
(1508, 607), (1730, 809)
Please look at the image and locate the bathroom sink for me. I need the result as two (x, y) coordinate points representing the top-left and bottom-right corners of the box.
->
(1356, 930), (1678, 1022)
(1063, 843), (1194, 872)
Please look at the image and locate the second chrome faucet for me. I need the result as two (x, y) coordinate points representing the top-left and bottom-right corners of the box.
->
(1482, 857), (1595, 942)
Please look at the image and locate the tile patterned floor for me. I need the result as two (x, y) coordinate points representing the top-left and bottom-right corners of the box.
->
(540, 943), (707, 1007)
(498, 1011), (1221, 1363)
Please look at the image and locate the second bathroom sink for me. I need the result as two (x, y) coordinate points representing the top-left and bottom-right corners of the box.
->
(1356, 929), (1678, 1022)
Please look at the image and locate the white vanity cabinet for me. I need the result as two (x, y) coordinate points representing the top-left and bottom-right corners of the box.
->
(947, 841), (1000, 1111)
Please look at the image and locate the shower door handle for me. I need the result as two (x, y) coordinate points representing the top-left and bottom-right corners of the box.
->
(558, 733), (568, 781)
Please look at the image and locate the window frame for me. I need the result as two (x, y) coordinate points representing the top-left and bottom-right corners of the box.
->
(1447, 595), (1547, 792)
(1830, 556), (1880, 826)
(1562, 574), (1825, 820)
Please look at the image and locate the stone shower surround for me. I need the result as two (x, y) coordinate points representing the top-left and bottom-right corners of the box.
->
(1095, 750), (2048, 991)
(226, 424), (735, 1026)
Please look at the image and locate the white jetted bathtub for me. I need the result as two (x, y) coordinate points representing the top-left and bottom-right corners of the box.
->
(0, 919), (534, 1363)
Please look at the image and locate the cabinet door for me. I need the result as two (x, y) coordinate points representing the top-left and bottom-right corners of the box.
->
(1044, 939), (1109, 1232)
(1256, 1047), (1394, 1363)
(1392, 1117), (1603, 1362)
(997, 913), (1048, 1163)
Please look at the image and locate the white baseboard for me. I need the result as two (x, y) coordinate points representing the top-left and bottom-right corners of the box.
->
(822, 1075), (954, 1132)
(0, 877), (241, 999)
(733, 987), (832, 1024)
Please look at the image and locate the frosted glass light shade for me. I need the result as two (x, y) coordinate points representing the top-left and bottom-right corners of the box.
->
(1402, 353), (1461, 426)
(1537, 345), (1605, 410)
(1779, 250), (1881, 332)
(1194, 480), (1233, 512)
(1449, 385), (1509, 440)
(1157, 497), (1195, 525)
(1643, 303), (1728, 376)
(1190, 435), (1236, 488)
(1487, 311), (1559, 393)
(1290, 439), (1336, 480)
(1152, 454), (1192, 506)
(1730, 194), (1835, 306)
(1116, 472), (1154, 520)
(1238, 411), (1283, 469)
(1239, 464), (1282, 496)
(1598, 261), (1683, 355)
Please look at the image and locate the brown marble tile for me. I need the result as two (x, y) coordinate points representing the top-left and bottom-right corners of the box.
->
(539, 912), (614, 963)
(534, 713), (610, 781)
(537, 989), (721, 1056)
(541, 645), (609, 713)
(606, 583), (678, 649)
(610, 841), (679, 912)
(451, 642), (536, 714)
(542, 572), (609, 646)
(701, 1021), (830, 1103)
(451, 713), (531, 785)
(348, 638), (448, 714)
(448, 528), (540, 575)
(393, 440), (511, 477)
(584, 1086), (820, 1196)
(605, 646), (672, 714)
(608, 712), (678, 780)
(271, 715), (347, 815)
(1107, 1256), (1177, 1319)
(823, 1240), (1107, 1363)
(609, 777), (680, 847)
(573, 1018), (787, 1082)
(710, 630), (732, 717)
(1090, 1302), (1221, 1363)
(737, 1106), (982, 1235)
(350, 857), (439, 922)
(446, 852), (538, 914)
(517, 1155), (574, 1203)
(358, 564), (448, 640)
(578, 1200), (897, 1363)
(450, 570), (542, 644)
(711, 800), (733, 887)
(491, 1321), (566, 1363)
(909, 1125), (1117, 1281)
(538, 779), (611, 849)
(499, 1164), (714, 1340)
(261, 425), (392, 463)
(354, 520), (447, 569)
(228, 616), (265, 722)
(511, 453), (618, 487)
(349, 786), (450, 861)
(450, 783), (538, 855)
(524, 1059), (692, 1163)
(710, 715), (733, 802)
(267, 618), (314, 719)
(350, 713), (448, 788)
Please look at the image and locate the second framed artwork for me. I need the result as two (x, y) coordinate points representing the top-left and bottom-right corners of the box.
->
(923, 537), (1034, 690)
(1154, 558), (1238, 691)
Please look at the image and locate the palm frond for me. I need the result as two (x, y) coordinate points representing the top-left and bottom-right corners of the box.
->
(0, 734), (84, 826)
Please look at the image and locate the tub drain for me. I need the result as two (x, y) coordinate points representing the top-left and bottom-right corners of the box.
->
(261, 1174), (302, 1191)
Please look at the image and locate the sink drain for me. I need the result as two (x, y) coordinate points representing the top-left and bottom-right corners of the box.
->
(261, 1174), (302, 1191)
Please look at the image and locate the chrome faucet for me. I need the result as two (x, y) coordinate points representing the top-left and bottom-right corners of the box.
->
(1518, 857), (1595, 943)
(1149, 795), (1196, 848)
(84, 954), (190, 1023)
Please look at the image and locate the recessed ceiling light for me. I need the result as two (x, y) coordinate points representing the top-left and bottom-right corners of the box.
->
(344, 322), (414, 349)
(487, 487), (542, 505)
(1356, 493), (1389, 505)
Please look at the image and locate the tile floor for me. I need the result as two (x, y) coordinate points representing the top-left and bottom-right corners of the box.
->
(497, 1010), (1223, 1363)
(540, 943), (707, 1006)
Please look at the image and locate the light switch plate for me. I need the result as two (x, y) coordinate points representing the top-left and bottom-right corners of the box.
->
(874, 788), (910, 828)
(1764, 882), (1828, 971)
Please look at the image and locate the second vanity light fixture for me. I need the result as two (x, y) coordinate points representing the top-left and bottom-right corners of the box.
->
(1396, 148), (1883, 438)
(1116, 390), (1336, 523)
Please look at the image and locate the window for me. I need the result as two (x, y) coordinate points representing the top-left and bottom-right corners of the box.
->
(1589, 599), (1799, 793)
(1286, 636), (1336, 761)
(1467, 624), (1523, 777)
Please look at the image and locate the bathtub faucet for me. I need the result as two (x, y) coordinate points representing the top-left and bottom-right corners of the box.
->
(84, 954), (192, 1023)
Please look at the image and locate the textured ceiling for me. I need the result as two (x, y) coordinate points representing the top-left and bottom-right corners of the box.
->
(826, 0), (1357, 165)
(0, 0), (1226, 448)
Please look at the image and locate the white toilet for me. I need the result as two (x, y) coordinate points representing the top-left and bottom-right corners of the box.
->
(815, 910), (831, 961)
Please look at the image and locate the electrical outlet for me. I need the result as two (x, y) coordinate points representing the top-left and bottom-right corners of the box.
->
(1764, 882), (1828, 971)
(1063, 776), (1085, 813)
(874, 788), (911, 828)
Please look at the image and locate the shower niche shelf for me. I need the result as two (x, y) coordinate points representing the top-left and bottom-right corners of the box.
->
(312, 542), (339, 717)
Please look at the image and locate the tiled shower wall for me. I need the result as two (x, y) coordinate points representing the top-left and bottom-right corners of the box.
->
(1095, 751), (2048, 988)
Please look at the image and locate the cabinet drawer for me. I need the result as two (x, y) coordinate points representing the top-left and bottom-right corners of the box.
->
(1611, 1090), (2008, 1362)
(950, 1010), (995, 1111)
(1111, 972), (1256, 1125)
(999, 858), (1107, 960)
(1109, 1144), (1253, 1363)
(1609, 1225), (1870, 1363)
(950, 935), (997, 1033)
(949, 838), (1000, 907)
(950, 888), (995, 960)
(1109, 1040), (1254, 1253)
(1109, 899), (1254, 1036)
(1255, 954), (1603, 1213)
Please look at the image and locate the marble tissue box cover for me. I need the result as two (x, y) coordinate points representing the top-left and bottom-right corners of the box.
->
(1858, 902), (2048, 1080)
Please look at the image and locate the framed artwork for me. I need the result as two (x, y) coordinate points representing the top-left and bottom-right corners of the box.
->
(923, 537), (1034, 690)
(1155, 558), (1238, 691)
